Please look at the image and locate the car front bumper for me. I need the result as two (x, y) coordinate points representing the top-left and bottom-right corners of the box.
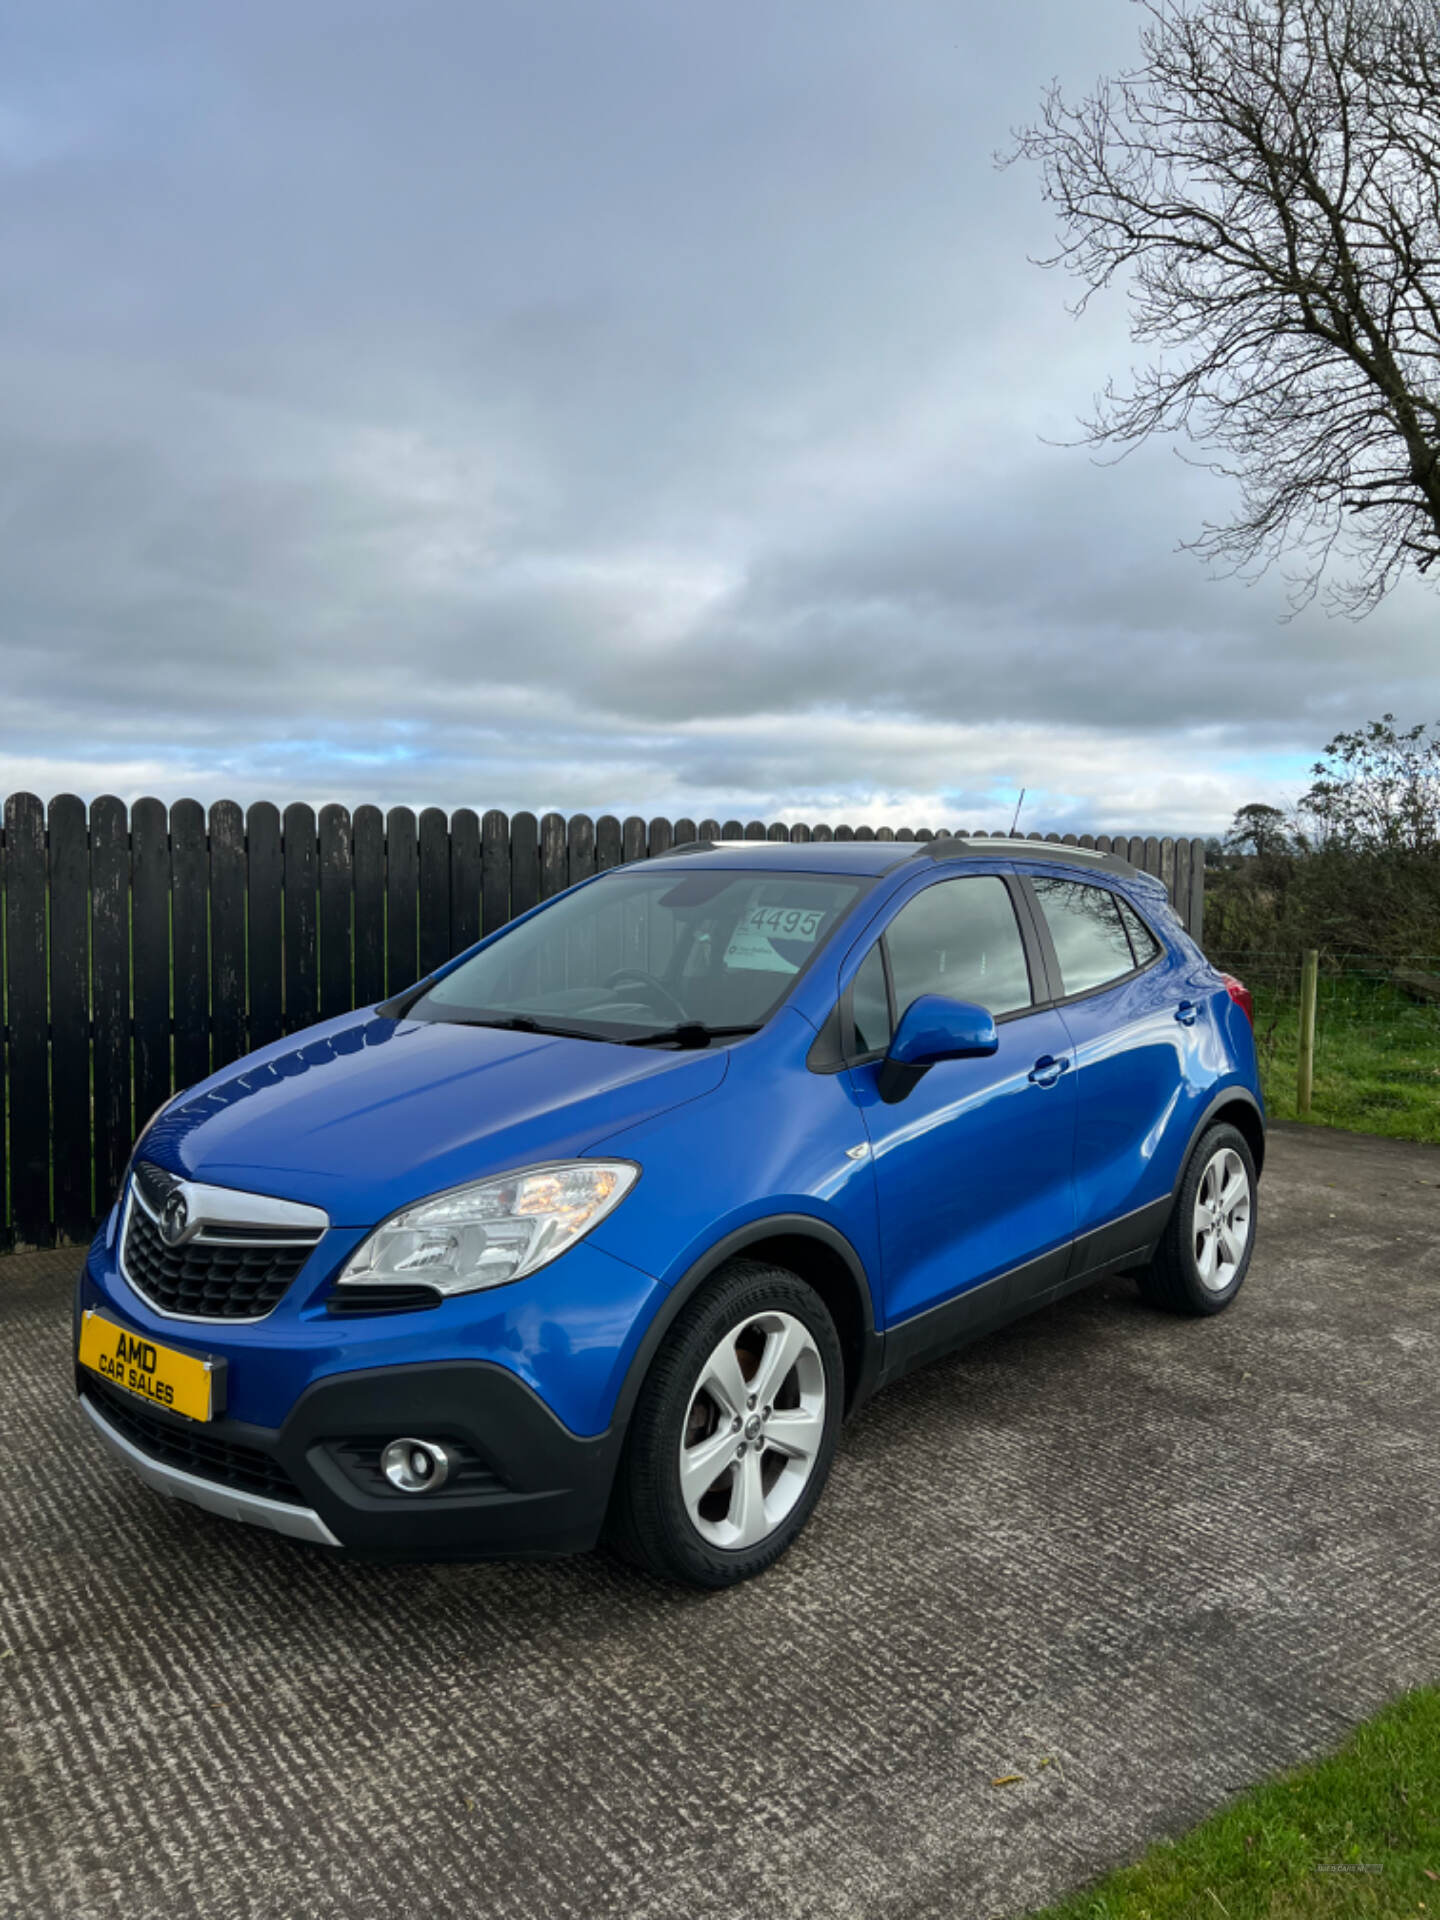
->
(80, 1391), (344, 1543)
(73, 1217), (643, 1558)
(73, 1205), (666, 1557)
(75, 1350), (625, 1558)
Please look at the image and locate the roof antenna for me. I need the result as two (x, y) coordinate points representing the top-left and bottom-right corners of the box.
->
(1009, 787), (1026, 837)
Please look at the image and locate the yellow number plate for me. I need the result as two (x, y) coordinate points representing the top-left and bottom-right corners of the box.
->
(78, 1310), (218, 1423)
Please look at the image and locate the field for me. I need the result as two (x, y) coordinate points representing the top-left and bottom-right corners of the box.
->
(1215, 956), (1440, 1146)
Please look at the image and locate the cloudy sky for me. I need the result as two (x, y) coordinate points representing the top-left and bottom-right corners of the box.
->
(2, 0), (1435, 835)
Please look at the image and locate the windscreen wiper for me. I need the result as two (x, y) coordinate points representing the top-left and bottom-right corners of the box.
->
(624, 1022), (761, 1049)
(444, 1014), (608, 1041)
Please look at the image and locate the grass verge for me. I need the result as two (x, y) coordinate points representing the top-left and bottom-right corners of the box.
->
(1025, 1687), (1440, 1918)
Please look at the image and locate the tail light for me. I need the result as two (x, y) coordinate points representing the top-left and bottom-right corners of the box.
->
(1221, 973), (1254, 1027)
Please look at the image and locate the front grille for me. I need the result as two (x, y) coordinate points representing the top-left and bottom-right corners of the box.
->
(123, 1203), (315, 1318)
(85, 1376), (304, 1507)
(121, 1167), (323, 1320)
(323, 1435), (509, 1499)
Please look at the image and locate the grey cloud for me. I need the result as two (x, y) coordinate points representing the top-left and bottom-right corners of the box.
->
(1, 0), (1434, 831)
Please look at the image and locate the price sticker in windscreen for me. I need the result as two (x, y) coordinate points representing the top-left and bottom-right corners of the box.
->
(724, 903), (828, 974)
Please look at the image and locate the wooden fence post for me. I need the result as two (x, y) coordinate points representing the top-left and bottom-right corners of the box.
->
(89, 796), (132, 1213)
(1297, 949), (1319, 1117)
(4, 794), (48, 1245)
(49, 795), (92, 1242)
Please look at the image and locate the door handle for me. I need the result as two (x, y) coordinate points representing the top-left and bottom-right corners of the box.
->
(1175, 1001), (1198, 1027)
(1028, 1054), (1070, 1087)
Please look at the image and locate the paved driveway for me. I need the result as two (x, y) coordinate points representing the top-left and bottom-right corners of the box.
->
(2, 1124), (1438, 1920)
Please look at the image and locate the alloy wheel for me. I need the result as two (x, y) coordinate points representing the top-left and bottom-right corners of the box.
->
(1192, 1145), (1252, 1291)
(678, 1310), (827, 1550)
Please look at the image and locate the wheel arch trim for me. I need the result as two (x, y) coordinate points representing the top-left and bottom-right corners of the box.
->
(1184, 1084), (1266, 1177)
(610, 1215), (880, 1436)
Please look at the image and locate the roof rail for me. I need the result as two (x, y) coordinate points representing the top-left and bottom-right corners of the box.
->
(651, 834), (1154, 885)
(919, 835), (1148, 881)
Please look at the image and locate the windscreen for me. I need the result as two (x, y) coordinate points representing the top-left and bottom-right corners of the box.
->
(409, 869), (864, 1040)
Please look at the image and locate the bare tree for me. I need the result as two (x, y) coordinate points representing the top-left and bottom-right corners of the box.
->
(1011, 0), (1440, 612)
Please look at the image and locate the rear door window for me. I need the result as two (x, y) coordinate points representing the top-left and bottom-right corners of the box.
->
(1031, 877), (1135, 996)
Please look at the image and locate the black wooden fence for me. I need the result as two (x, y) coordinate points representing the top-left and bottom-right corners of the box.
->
(0, 794), (1207, 1248)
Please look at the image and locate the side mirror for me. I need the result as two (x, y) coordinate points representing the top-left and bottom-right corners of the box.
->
(877, 994), (998, 1104)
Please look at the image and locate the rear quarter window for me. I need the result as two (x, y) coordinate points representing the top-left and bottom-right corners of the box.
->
(1118, 897), (1163, 967)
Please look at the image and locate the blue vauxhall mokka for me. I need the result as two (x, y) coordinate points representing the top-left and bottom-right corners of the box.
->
(76, 836), (1264, 1587)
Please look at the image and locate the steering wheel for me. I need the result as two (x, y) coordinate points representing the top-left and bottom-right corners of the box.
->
(602, 968), (691, 1024)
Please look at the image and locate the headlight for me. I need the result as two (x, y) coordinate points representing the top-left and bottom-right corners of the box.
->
(337, 1160), (639, 1298)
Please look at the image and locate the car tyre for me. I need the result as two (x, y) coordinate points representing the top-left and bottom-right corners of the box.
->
(608, 1259), (844, 1588)
(1137, 1122), (1258, 1316)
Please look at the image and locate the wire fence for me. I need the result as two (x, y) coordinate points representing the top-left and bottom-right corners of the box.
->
(1210, 950), (1440, 1143)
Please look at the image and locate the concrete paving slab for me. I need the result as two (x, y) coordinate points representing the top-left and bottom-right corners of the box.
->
(1, 1122), (1437, 1920)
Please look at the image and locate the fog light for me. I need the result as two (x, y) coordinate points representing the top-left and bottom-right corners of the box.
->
(381, 1437), (451, 1493)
